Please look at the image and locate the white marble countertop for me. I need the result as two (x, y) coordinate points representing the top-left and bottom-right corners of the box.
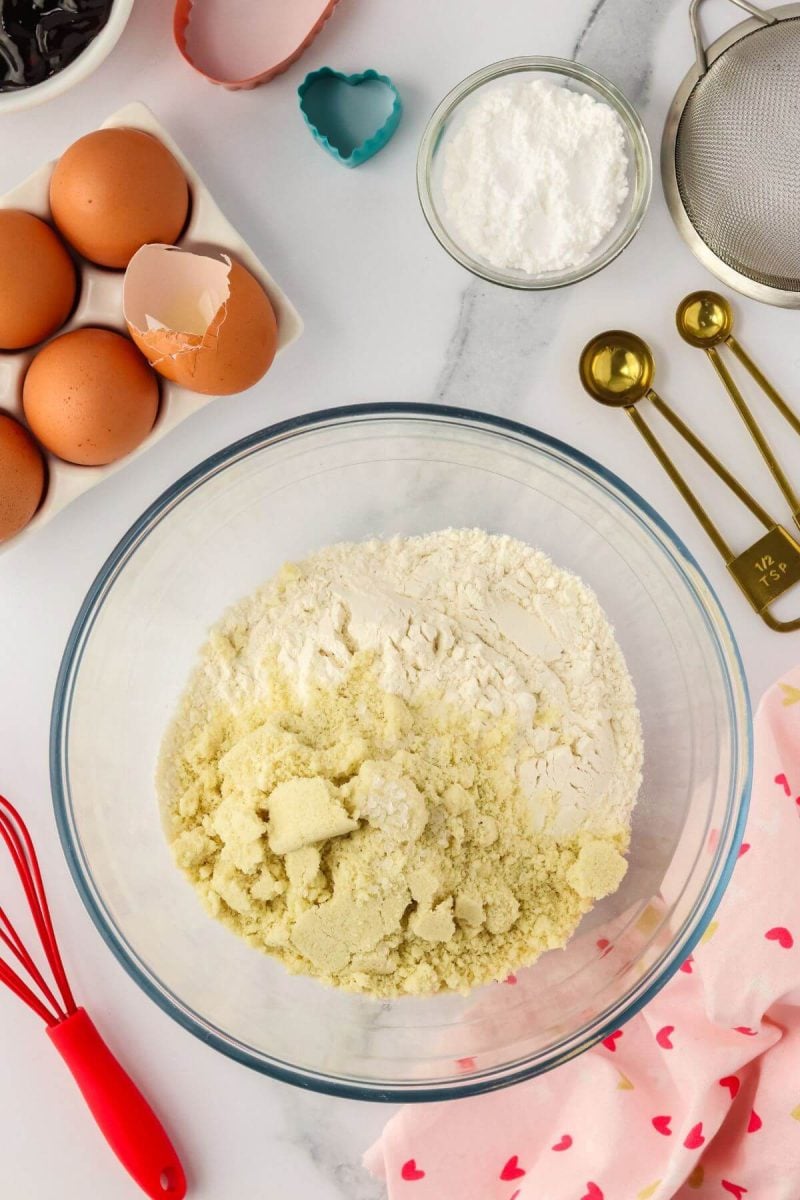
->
(1, 1), (799, 1196)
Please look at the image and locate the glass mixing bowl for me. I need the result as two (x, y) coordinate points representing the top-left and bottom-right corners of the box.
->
(52, 405), (750, 1101)
(417, 57), (652, 289)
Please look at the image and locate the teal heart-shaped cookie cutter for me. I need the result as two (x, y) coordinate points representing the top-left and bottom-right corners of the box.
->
(298, 67), (402, 168)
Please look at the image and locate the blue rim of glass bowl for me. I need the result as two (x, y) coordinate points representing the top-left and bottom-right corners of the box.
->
(50, 403), (752, 1103)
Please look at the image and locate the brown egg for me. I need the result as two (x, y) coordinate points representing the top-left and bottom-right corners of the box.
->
(49, 129), (190, 269)
(127, 254), (278, 395)
(0, 210), (76, 350)
(23, 328), (159, 466)
(0, 413), (46, 542)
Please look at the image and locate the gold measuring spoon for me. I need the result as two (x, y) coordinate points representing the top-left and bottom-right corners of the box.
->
(677, 291), (800, 530)
(579, 330), (800, 632)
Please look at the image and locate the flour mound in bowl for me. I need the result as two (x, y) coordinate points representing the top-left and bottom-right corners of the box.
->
(158, 529), (642, 997)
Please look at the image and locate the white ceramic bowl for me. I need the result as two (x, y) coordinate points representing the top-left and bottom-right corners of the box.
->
(0, 0), (135, 115)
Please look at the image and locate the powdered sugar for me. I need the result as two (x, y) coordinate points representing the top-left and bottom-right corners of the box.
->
(441, 78), (630, 273)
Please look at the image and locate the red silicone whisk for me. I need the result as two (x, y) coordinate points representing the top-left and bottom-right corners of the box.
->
(0, 794), (187, 1199)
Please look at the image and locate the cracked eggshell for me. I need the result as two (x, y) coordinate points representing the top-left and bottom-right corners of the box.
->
(123, 244), (278, 395)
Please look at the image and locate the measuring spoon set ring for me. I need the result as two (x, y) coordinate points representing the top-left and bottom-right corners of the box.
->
(580, 291), (800, 632)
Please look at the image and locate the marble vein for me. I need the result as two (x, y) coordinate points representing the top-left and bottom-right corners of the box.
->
(431, 0), (675, 422)
(573, 0), (612, 57)
(280, 1089), (389, 1200)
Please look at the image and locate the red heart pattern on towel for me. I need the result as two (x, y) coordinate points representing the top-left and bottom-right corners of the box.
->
(652, 1115), (672, 1135)
(401, 1159), (425, 1181)
(656, 1025), (674, 1049)
(552, 1134), (573, 1151)
(747, 1109), (762, 1133)
(602, 1029), (623, 1051)
(720, 1075), (741, 1099)
(683, 1122), (705, 1149)
(581, 1184), (604, 1200)
(765, 926), (794, 949)
(500, 1155), (525, 1181)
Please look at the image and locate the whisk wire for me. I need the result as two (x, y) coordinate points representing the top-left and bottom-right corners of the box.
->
(9, 798), (76, 1012)
(0, 795), (76, 1023)
(0, 906), (66, 1022)
(0, 957), (59, 1025)
(0, 814), (67, 1016)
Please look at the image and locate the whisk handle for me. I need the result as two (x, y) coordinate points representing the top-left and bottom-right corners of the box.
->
(47, 1008), (187, 1199)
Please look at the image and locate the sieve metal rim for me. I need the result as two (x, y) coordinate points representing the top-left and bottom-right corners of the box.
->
(661, 0), (800, 309)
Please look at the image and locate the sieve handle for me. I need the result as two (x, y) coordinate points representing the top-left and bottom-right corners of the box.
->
(690, 0), (777, 75)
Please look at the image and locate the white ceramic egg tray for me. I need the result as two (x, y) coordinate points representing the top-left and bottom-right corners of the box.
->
(0, 101), (303, 552)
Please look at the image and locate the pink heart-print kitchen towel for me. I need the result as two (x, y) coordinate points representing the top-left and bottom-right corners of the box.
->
(365, 669), (800, 1200)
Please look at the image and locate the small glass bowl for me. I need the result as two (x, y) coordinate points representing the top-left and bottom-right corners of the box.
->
(417, 57), (653, 290)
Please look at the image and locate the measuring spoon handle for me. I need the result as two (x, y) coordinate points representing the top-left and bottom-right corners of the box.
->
(727, 335), (800, 442)
(647, 391), (774, 529)
(707, 345), (800, 520)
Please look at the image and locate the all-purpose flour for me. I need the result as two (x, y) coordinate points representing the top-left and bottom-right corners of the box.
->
(441, 78), (630, 273)
(159, 530), (643, 996)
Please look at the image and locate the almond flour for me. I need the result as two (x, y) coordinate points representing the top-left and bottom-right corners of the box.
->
(158, 529), (642, 996)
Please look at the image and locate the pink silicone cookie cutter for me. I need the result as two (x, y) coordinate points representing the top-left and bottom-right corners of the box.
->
(173, 0), (342, 90)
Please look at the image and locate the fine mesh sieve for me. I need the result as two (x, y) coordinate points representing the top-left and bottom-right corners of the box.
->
(663, 0), (800, 306)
